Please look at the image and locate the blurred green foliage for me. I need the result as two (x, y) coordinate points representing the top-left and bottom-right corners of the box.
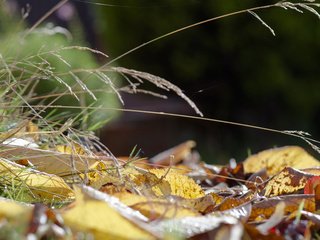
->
(96, 0), (320, 160)
(0, 4), (120, 130)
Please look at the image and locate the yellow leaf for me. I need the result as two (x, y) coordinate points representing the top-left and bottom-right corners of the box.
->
(84, 167), (204, 199)
(0, 120), (39, 141)
(130, 169), (172, 197)
(80, 162), (120, 189)
(0, 143), (103, 176)
(55, 143), (86, 155)
(0, 158), (74, 201)
(243, 146), (320, 175)
(0, 199), (32, 219)
(149, 168), (205, 199)
(62, 189), (154, 240)
(86, 166), (171, 196)
(114, 192), (199, 220)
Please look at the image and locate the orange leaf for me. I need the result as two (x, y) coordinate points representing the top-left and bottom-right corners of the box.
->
(304, 176), (320, 194)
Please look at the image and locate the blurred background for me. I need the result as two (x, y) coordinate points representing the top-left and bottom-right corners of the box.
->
(3, 0), (320, 163)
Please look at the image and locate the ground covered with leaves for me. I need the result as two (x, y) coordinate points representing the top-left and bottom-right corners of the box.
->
(1, 1), (320, 239)
(1, 124), (320, 239)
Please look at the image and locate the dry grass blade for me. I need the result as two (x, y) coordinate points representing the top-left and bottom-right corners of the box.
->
(248, 11), (276, 36)
(111, 67), (203, 116)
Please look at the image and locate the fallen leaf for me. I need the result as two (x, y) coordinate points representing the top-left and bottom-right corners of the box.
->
(149, 168), (205, 199)
(244, 224), (284, 240)
(62, 187), (154, 240)
(118, 156), (150, 169)
(220, 202), (252, 223)
(243, 146), (320, 175)
(0, 198), (32, 219)
(0, 157), (74, 201)
(120, 168), (171, 196)
(216, 197), (249, 212)
(55, 143), (87, 155)
(0, 199), (32, 239)
(178, 193), (222, 213)
(0, 143), (108, 176)
(148, 214), (241, 239)
(149, 140), (196, 166)
(0, 120), (39, 142)
(191, 222), (243, 240)
(250, 194), (315, 221)
(256, 202), (286, 234)
(212, 162), (245, 186)
(264, 167), (315, 197)
(115, 192), (199, 220)
(304, 176), (320, 194)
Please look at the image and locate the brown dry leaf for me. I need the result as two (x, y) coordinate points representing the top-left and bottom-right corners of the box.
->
(149, 140), (196, 165)
(114, 192), (199, 220)
(62, 188), (154, 240)
(205, 191), (255, 214)
(148, 168), (205, 199)
(0, 143), (107, 176)
(243, 146), (320, 175)
(250, 194), (315, 221)
(0, 158), (74, 201)
(212, 162), (245, 186)
(215, 196), (252, 212)
(264, 167), (315, 197)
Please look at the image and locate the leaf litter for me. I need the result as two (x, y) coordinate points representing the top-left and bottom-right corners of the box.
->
(1, 122), (320, 239)
(1, 1), (320, 239)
